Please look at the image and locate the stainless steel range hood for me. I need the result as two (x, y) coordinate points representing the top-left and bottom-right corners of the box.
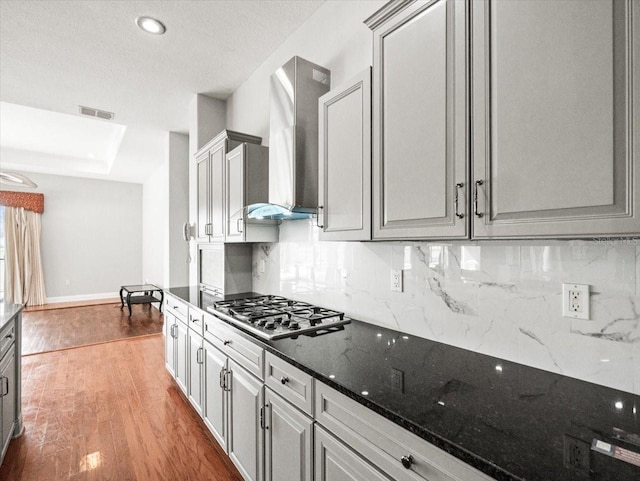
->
(247, 57), (330, 220)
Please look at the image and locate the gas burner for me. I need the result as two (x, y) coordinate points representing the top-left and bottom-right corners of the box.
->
(208, 295), (350, 340)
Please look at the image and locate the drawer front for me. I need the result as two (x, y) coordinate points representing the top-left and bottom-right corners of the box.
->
(265, 352), (313, 416)
(188, 306), (205, 337)
(0, 320), (15, 360)
(204, 312), (264, 380)
(165, 294), (188, 322)
(315, 381), (496, 481)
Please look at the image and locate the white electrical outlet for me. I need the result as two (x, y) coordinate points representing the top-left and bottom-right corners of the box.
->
(259, 260), (266, 274)
(391, 269), (403, 292)
(562, 283), (590, 320)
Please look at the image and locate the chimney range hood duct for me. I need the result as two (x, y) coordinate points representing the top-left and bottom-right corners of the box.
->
(247, 57), (330, 220)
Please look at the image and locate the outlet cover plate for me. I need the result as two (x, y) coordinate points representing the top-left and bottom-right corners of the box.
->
(391, 269), (403, 292)
(563, 283), (590, 320)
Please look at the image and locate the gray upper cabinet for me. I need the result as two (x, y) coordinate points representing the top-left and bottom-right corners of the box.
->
(196, 151), (210, 242)
(318, 67), (372, 241)
(225, 143), (279, 243)
(367, 0), (469, 240)
(195, 130), (262, 243)
(471, 0), (640, 238)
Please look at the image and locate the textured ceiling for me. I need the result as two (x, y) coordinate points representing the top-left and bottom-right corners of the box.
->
(0, 0), (324, 182)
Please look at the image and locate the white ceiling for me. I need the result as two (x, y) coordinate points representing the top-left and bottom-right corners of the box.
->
(0, 0), (325, 183)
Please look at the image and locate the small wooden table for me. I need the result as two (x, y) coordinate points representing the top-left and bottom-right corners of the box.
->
(119, 284), (164, 317)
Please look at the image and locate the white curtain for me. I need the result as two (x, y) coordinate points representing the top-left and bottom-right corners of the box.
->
(4, 206), (46, 305)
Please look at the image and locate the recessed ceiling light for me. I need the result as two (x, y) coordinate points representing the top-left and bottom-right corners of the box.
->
(135, 16), (166, 35)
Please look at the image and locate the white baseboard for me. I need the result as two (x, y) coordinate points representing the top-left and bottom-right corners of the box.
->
(45, 292), (119, 304)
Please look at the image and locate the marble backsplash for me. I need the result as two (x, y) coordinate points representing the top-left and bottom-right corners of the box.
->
(252, 220), (640, 395)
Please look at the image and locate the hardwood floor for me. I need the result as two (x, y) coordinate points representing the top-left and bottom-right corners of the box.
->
(0, 335), (244, 481)
(22, 303), (164, 355)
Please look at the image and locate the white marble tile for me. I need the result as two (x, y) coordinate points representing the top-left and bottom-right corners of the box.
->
(251, 222), (639, 394)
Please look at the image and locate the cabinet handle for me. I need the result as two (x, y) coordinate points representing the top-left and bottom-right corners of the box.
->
(0, 377), (7, 397)
(280, 376), (289, 385)
(223, 340), (231, 346)
(170, 324), (176, 339)
(4, 333), (13, 340)
(173, 305), (179, 310)
(224, 370), (231, 392)
(400, 454), (414, 469)
(454, 182), (465, 219)
(196, 347), (203, 364)
(473, 180), (484, 218)
(260, 405), (269, 430)
(219, 368), (226, 389)
(316, 205), (324, 229)
(237, 217), (243, 233)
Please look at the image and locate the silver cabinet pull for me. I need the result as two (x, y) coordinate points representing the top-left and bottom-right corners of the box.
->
(454, 182), (465, 219)
(237, 217), (243, 233)
(4, 332), (13, 340)
(219, 368), (226, 389)
(280, 376), (289, 385)
(0, 377), (8, 397)
(316, 205), (324, 229)
(223, 340), (231, 346)
(401, 454), (414, 469)
(224, 370), (231, 392)
(474, 180), (484, 217)
(260, 404), (269, 430)
(196, 347), (203, 364)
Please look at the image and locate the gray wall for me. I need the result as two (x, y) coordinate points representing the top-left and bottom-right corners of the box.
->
(2, 172), (142, 300)
(168, 132), (189, 286)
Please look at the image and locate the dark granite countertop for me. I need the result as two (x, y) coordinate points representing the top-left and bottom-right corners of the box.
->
(165, 287), (640, 481)
(0, 303), (22, 331)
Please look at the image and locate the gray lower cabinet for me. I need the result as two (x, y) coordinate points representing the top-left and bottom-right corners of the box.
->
(471, 0), (639, 238)
(318, 67), (372, 241)
(165, 313), (177, 377)
(264, 388), (313, 481)
(315, 380), (495, 481)
(175, 320), (188, 395)
(187, 329), (204, 415)
(368, 0), (469, 240)
(203, 340), (228, 451)
(227, 358), (264, 481)
(315, 425), (392, 481)
(0, 346), (16, 460)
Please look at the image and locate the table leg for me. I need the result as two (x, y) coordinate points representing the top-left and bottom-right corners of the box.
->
(119, 288), (125, 309)
(159, 291), (164, 313)
(127, 293), (132, 317)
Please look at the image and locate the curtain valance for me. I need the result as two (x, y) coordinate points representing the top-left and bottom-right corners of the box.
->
(0, 190), (44, 213)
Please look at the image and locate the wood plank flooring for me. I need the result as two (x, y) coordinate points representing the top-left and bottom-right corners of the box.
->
(0, 335), (244, 481)
(22, 303), (164, 355)
(23, 298), (121, 313)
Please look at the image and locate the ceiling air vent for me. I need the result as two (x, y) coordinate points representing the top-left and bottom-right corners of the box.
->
(79, 105), (115, 120)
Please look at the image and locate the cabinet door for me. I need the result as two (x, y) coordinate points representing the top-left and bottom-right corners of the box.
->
(228, 360), (264, 481)
(196, 152), (211, 242)
(318, 68), (372, 241)
(371, 0), (468, 239)
(472, 0), (640, 238)
(165, 315), (177, 377)
(203, 342), (228, 450)
(264, 388), (313, 481)
(187, 330), (203, 415)
(0, 347), (16, 455)
(226, 144), (246, 242)
(175, 321), (188, 395)
(210, 142), (227, 241)
(314, 425), (393, 481)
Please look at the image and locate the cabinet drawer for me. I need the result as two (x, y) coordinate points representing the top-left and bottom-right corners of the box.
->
(165, 294), (188, 322)
(0, 321), (15, 360)
(188, 306), (205, 337)
(204, 312), (264, 380)
(315, 381), (495, 481)
(265, 352), (313, 416)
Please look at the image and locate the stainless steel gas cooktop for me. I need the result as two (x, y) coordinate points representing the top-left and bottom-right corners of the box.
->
(207, 295), (350, 340)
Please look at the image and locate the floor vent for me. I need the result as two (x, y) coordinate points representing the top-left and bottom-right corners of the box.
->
(79, 105), (114, 120)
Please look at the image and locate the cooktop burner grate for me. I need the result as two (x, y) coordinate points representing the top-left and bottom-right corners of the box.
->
(208, 295), (350, 340)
